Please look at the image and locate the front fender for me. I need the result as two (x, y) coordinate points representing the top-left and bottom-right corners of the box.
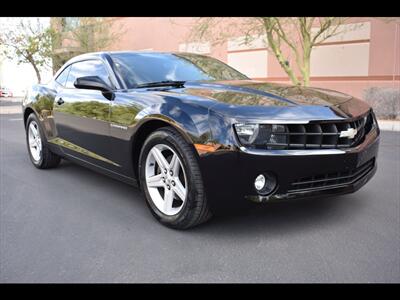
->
(22, 84), (57, 140)
(133, 101), (212, 146)
(119, 101), (213, 181)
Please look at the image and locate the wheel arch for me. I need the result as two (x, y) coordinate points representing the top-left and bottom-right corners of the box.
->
(23, 107), (36, 127)
(130, 117), (199, 184)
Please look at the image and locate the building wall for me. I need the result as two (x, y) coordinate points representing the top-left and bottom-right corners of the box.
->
(106, 17), (399, 99)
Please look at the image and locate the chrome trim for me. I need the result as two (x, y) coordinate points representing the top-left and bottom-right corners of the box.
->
(238, 119), (379, 156)
(239, 147), (346, 156)
(339, 127), (358, 139)
(259, 120), (311, 124)
(110, 123), (128, 130)
(234, 120), (311, 124)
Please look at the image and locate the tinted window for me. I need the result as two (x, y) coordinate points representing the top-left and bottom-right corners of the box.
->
(65, 60), (112, 89)
(55, 65), (71, 86)
(110, 53), (248, 89)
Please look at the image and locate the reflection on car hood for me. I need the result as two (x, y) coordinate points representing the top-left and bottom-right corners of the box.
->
(181, 80), (354, 106)
(135, 80), (371, 121)
(178, 80), (370, 121)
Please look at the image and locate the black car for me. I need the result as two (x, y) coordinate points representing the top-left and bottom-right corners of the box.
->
(22, 51), (380, 229)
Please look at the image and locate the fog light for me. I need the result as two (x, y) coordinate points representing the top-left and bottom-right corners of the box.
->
(254, 172), (277, 195)
(254, 174), (266, 191)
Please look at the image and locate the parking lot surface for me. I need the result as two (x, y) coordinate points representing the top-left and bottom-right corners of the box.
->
(0, 103), (399, 283)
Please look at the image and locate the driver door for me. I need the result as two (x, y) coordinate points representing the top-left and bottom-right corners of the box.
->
(53, 59), (117, 170)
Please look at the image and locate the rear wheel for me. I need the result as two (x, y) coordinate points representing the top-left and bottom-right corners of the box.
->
(26, 113), (61, 169)
(139, 127), (212, 229)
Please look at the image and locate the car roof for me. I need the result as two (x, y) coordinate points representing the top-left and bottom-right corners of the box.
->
(60, 50), (207, 66)
(69, 51), (207, 61)
(55, 51), (210, 81)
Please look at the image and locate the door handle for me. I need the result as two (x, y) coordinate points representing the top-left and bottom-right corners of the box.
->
(56, 98), (64, 105)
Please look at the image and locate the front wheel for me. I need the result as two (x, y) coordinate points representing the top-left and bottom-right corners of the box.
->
(139, 127), (212, 229)
(25, 113), (61, 169)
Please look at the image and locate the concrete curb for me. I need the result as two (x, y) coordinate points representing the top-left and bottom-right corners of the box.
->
(0, 106), (22, 114)
(377, 120), (400, 132)
(0, 97), (23, 103)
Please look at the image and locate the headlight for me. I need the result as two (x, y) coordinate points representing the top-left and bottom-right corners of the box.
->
(234, 123), (260, 145)
(234, 123), (288, 149)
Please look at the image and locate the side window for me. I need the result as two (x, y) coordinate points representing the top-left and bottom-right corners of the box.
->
(65, 60), (113, 89)
(55, 65), (71, 87)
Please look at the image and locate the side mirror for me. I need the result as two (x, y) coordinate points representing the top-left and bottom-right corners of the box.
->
(74, 76), (112, 93)
(74, 76), (114, 100)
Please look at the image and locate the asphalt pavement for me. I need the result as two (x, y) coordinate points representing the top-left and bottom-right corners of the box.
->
(0, 101), (399, 283)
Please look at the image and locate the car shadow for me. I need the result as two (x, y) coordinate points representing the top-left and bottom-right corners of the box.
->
(56, 159), (367, 238)
(191, 192), (368, 238)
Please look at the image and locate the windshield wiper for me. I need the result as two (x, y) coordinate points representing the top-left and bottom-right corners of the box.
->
(135, 80), (185, 88)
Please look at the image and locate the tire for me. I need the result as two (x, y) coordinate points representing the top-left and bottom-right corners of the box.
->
(25, 113), (61, 169)
(139, 126), (212, 229)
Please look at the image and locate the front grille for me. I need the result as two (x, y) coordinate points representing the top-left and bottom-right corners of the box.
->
(255, 111), (375, 150)
(288, 158), (375, 193)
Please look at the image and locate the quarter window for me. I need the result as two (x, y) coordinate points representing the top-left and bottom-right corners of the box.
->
(55, 65), (71, 87)
(65, 60), (113, 89)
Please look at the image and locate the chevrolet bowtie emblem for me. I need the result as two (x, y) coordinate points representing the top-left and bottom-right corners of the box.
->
(340, 127), (358, 139)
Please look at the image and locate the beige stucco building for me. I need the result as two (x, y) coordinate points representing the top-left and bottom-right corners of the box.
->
(54, 17), (400, 100)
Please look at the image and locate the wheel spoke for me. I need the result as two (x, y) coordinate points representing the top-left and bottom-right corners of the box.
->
(172, 178), (186, 201)
(146, 173), (164, 188)
(151, 147), (169, 170)
(163, 188), (174, 214)
(36, 139), (42, 152)
(29, 123), (38, 137)
(169, 153), (180, 175)
(29, 137), (36, 147)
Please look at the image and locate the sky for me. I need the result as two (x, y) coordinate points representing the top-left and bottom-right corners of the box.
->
(0, 17), (53, 96)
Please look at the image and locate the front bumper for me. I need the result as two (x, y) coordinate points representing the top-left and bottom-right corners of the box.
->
(199, 127), (380, 212)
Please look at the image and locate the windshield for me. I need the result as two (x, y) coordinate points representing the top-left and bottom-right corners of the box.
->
(110, 52), (249, 89)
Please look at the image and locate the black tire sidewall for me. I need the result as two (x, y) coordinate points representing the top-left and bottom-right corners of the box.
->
(139, 129), (201, 227)
(26, 113), (44, 168)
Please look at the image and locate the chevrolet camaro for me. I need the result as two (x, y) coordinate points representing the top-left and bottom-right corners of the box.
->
(22, 51), (380, 229)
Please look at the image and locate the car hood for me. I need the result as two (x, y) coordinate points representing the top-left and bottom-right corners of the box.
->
(139, 80), (371, 122)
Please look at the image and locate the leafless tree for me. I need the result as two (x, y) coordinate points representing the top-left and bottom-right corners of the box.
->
(191, 17), (361, 86)
(0, 18), (57, 83)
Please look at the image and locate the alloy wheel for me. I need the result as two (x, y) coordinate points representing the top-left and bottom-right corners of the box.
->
(28, 120), (42, 162)
(145, 144), (187, 216)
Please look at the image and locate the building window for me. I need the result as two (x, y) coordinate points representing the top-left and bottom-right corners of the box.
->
(227, 35), (268, 78)
(178, 42), (210, 54)
(228, 35), (267, 52)
(310, 22), (371, 77)
(61, 17), (80, 32)
(311, 43), (370, 77)
(227, 51), (268, 78)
